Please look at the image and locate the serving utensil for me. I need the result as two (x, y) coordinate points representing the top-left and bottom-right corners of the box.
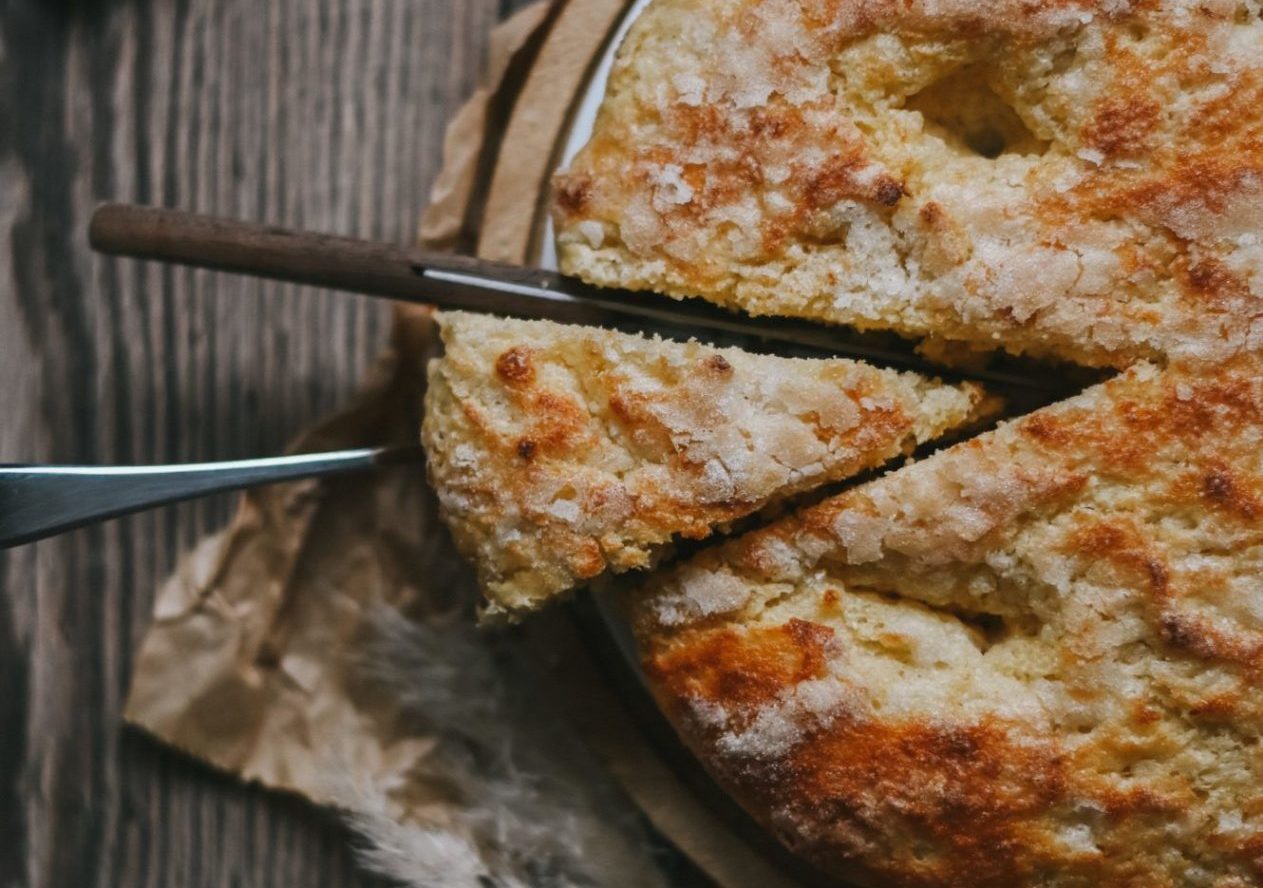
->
(0, 447), (423, 549)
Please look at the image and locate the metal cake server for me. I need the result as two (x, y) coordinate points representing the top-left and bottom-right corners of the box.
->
(0, 447), (423, 548)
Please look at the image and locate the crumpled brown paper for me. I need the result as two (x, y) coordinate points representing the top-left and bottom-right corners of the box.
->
(124, 305), (446, 803)
(420, 0), (551, 251)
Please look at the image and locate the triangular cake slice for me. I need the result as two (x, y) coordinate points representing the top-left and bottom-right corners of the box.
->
(422, 311), (991, 620)
(554, 0), (1263, 368)
(630, 354), (1263, 887)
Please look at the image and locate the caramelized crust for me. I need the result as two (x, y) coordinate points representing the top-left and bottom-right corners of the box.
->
(421, 312), (988, 620)
(555, 0), (1263, 368)
(631, 354), (1263, 887)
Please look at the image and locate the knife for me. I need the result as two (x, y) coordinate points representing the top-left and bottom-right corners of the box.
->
(88, 203), (1058, 391)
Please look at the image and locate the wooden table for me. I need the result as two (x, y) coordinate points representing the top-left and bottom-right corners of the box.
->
(0, 2), (533, 884)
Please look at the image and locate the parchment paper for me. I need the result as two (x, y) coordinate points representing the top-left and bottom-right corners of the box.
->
(125, 305), (444, 804)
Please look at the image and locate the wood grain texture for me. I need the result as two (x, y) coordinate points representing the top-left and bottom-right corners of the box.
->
(0, 1), (534, 885)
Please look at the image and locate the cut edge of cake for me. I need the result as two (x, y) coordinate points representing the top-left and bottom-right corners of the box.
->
(421, 310), (997, 621)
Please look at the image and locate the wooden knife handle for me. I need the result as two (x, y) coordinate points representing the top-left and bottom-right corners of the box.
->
(88, 202), (575, 310)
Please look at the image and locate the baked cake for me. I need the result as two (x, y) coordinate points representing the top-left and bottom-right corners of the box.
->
(422, 311), (989, 619)
(554, 0), (1263, 368)
(630, 353), (1263, 886)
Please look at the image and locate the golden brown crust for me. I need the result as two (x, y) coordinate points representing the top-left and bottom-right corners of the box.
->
(421, 312), (988, 620)
(555, 0), (1263, 368)
(631, 354), (1263, 887)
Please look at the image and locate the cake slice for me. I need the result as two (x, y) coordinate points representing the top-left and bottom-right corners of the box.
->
(554, 0), (1263, 368)
(630, 353), (1263, 887)
(422, 311), (990, 620)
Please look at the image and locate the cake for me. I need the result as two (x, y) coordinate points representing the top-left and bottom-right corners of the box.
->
(422, 1), (1263, 879)
(422, 311), (989, 619)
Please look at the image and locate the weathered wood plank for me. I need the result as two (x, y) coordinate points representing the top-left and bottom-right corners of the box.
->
(0, 1), (533, 885)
